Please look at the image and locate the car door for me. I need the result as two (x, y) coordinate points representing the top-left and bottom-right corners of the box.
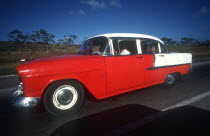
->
(140, 39), (167, 84)
(105, 39), (145, 94)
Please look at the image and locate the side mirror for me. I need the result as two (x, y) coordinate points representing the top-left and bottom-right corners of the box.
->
(92, 51), (101, 55)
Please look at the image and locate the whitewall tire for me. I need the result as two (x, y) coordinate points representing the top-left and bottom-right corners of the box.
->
(44, 80), (85, 116)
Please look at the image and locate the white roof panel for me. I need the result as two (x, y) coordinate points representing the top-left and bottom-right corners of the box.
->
(90, 33), (164, 44)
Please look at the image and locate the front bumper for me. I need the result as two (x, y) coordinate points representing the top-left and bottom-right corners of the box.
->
(12, 82), (40, 108)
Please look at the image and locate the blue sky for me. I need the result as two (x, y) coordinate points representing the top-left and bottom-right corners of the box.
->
(1, 0), (210, 43)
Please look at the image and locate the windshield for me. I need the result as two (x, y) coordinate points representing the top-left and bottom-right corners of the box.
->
(78, 37), (109, 55)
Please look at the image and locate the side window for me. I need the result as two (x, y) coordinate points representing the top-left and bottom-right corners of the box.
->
(112, 39), (138, 55)
(90, 38), (107, 54)
(78, 37), (109, 55)
(141, 40), (159, 54)
(160, 43), (168, 53)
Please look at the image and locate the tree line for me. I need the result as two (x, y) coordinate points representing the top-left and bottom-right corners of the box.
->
(161, 37), (210, 47)
(8, 29), (79, 46)
(7, 29), (210, 47)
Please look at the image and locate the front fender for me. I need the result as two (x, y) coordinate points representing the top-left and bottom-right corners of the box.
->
(22, 70), (107, 99)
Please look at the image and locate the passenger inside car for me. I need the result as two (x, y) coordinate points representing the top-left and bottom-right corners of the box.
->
(120, 45), (130, 55)
(149, 45), (156, 54)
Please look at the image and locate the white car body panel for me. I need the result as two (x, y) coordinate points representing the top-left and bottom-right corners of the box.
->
(154, 53), (192, 67)
(91, 33), (164, 44)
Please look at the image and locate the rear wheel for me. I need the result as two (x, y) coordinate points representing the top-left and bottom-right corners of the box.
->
(44, 80), (85, 116)
(164, 73), (176, 87)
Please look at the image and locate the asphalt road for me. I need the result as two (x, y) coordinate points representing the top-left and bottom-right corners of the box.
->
(0, 58), (210, 136)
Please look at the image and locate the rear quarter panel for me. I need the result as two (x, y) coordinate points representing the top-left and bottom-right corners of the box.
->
(165, 53), (192, 74)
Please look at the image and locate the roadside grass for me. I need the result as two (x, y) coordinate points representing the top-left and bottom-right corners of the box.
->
(0, 48), (79, 63)
(0, 46), (210, 76)
(168, 46), (210, 58)
(0, 50), (79, 76)
(0, 48), (79, 76)
(0, 62), (20, 76)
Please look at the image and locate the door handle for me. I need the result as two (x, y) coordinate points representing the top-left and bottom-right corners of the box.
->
(136, 56), (144, 58)
(159, 55), (164, 57)
(136, 56), (144, 63)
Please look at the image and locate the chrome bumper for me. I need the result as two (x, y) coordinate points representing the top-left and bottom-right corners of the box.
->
(12, 82), (40, 108)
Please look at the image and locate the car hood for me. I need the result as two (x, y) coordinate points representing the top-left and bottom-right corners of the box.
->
(27, 54), (86, 62)
(16, 54), (105, 78)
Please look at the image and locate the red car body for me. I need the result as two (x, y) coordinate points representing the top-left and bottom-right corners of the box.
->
(17, 54), (190, 99)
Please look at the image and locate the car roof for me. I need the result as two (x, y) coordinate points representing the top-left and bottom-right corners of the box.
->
(90, 33), (164, 44)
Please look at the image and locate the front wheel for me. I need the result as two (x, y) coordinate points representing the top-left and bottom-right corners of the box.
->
(164, 73), (176, 87)
(44, 80), (85, 116)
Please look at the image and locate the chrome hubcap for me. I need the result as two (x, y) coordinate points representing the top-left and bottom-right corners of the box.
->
(57, 89), (73, 105)
(167, 74), (175, 84)
(52, 85), (78, 110)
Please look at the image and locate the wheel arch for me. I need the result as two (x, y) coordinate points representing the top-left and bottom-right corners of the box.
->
(165, 71), (181, 79)
(41, 78), (97, 101)
(175, 72), (183, 81)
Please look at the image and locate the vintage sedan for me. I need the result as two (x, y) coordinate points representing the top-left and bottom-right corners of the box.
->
(12, 33), (192, 115)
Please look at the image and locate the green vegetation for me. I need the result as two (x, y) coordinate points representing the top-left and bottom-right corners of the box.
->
(0, 62), (20, 76)
(0, 43), (80, 76)
(0, 29), (210, 76)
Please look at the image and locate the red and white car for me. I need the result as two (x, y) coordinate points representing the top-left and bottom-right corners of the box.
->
(12, 33), (192, 115)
